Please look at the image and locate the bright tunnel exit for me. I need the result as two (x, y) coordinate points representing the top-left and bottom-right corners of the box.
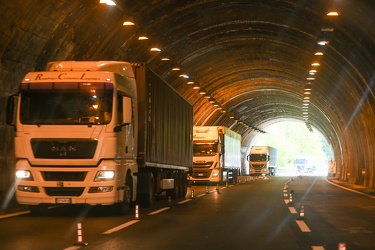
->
(250, 120), (334, 177)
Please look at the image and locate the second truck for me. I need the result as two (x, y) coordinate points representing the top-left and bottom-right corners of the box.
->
(247, 146), (277, 176)
(7, 61), (193, 215)
(190, 126), (241, 184)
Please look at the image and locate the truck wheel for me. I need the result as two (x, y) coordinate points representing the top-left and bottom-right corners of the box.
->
(114, 173), (132, 215)
(140, 172), (155, 207)
(29, 205), (48, 216)
(180, 173), (188, 197)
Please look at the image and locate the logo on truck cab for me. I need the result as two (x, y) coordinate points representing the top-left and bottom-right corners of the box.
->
(33, 73), (100, 81)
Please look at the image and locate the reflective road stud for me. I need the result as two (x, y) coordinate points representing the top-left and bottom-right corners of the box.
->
(338, 242), (346, 250)
(299, 205), (305, 219)
(135, 204), (140, 220)
(75, 223), (88, 246)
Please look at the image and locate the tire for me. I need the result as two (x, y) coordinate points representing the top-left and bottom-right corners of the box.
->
(180, 173), (188, 197)
(140, 172), (155, 208)
(114, 173), (132, 215)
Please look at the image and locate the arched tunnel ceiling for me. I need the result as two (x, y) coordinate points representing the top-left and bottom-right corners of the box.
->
(2, 0), (375, 171)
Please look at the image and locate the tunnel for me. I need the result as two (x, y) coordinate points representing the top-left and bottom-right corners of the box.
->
(1, 0), (375, 201)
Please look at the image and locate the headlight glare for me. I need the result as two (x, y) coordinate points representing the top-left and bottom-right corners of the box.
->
(16, 170), (33, 180)
(95, 170), (115, 181)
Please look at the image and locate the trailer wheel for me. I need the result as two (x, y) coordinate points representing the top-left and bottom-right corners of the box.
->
(180, 173), (188, 197)
(29, 205), (48, 216)
(139, 172), (155, 207)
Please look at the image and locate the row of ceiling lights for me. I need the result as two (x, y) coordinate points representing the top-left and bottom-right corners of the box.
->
(100, 0), (266, 133)
(303, 8), (339, 132)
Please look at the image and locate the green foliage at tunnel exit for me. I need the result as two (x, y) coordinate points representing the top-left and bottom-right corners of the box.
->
(255, 121), (333, 168)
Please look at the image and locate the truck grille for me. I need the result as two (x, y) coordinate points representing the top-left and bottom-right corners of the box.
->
(31, 139), (97, 159)
(252, 164), (264, 170)
(192, 161), (213, 179)
(41, 172), (87, 181)
(44, 187), (84, 196)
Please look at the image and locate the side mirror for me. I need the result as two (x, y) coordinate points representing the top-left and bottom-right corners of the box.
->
(122, 96), (132, 124)
(6, 95), (17, 128)
(114, 96), (132, 132)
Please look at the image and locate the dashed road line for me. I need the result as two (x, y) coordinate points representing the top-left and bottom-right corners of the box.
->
(102, 220), (140, 234)
(177, 199), (192, 204)
(311, 246), (325, 250)
(147, 207), (171, 215)
(296, 219), (311, 232)
(288, 207), (297, 214)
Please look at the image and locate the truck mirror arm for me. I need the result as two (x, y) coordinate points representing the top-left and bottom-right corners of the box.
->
(113, 123), (130, 132)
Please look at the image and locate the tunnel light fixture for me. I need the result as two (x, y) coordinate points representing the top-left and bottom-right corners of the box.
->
(307, 77), (315, 81)
(179, 74), (189, 79)
(315, 51), (324, 56)
(100, 0), (116, 6)
(138, 36), (149, 40)
(311, 62), (320, 67)
(192, 84), (200, 90)
(161, 56), (170, 61)
(150, 47), (162, 52)
(199, 90), (207, 95)
(172, 67), (181, 71)
(304, 91), (311, 95)
(317, 39), (329, 46)
(327, 11), (339, 16)
(123, 21), (135, 26)
(187, 81), (195, 85)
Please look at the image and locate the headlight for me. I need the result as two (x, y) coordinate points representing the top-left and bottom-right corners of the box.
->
(94, 170), (115, 181)
(212, 170), (219, 178)
(16, 170), (33, 180)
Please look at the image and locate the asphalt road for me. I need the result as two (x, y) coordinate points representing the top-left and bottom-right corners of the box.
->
(0, 176), (374, 250)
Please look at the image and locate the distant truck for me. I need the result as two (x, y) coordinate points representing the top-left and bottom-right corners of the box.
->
(247, 146), (277, 176)
(6, 61), (193, 215)
(295, 155), (315, 173)
(190, 126), (241, 184)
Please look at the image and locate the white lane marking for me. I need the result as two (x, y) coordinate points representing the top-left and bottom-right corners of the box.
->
(0, 210), (30, 219)
(147, 207), (171, 215)
(284, 199), (290, 204)
(64, 246), (81, 250)
(311, 246), (325, 250)
(102, 220), (140, 234)
(196, 193), (206, 198)
(178, 199), (192, 204)
(296, 220), (311, 232)
(289, 207), (297, 214)
(325, 178), (375, 199)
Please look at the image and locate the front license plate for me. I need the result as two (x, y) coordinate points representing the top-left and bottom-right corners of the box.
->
(56, 198), (71, 204)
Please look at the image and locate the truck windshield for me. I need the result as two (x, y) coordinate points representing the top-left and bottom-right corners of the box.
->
(20, 82), (113, 125)
(250, 154), (267, 161)
(193, 144), (218, 156)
